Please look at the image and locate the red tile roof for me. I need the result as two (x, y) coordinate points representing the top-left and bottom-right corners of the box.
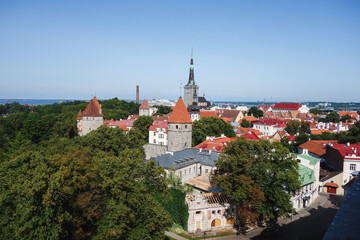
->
(200, 110), (219, 119)
(81, 96), (103, 117)
(109, 119), (135, 128)
(168, 97), (192, 123)
(194, 136), (238, 152)
(139, 99), (149, 109)
(217, 109), (241, 122)
(273, 103), (301, 111)
(298, 140), (338, 157)
(151, 115), (169, 121)
(243, 132), (260, 141)
(253, 118), (285, 126)
(330, 143), (360, 158)
(149, 120), (168, 133)
(239, 116), (258, 123)
(311, 129), (332, 135)
(338, 111), (358, 119)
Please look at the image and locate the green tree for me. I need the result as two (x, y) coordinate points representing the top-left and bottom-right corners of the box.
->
(154, 105), (172, 115)
(338, 121), (360, 143)
(295, 133), (309, 146)
(212, 138), (300, 225)
(248, 107), (263, 118)
(192, 117), (236, 146)
(320, 112), (341, 123)
(94, 149), (171, 239)
(285, 120), (300, 135)
(132, 116), (154, 143)
(309, 108), (322, 115)
(299, 122), (310, 134)
(341, 114), (352, 123)
(240, 119), (251, 128)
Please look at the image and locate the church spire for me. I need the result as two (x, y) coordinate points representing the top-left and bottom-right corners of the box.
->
(187, 49), (195, 86)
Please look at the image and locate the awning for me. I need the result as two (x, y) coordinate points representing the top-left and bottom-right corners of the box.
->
(324, 182), (339, 188)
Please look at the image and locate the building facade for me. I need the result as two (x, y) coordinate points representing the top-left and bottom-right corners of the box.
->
(77, 96), (104, 136)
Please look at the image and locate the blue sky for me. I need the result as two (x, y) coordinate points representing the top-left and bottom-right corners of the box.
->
(0, 0), (359, 102)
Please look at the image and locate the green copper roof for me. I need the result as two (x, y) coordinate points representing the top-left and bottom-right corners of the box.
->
(297, 153), (320, 165)
(298, 163), (315, 186)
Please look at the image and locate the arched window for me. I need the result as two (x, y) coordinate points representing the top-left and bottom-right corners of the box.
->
(211, 218), (221, 227)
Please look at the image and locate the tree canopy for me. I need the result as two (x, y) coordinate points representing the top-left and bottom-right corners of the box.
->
(192, 117), (236, 146)
(248, 107), (263, 118)
(0, 100), (184, 240)
(212, 138), (301, 226)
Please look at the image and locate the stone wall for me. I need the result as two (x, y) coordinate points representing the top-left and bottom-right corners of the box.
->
(144, 144), (167, 160)
(167, 123), (192, 152)
(77, 116), (103, 136)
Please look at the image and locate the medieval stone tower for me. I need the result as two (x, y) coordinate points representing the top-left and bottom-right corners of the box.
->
(184, 52), (199, 108)
(77, 96), (103, 136)
(167, 97), (192, 152)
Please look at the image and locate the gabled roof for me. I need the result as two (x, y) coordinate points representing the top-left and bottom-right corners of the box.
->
(330, 143), (360, 159)
(194, 136), (238, 152)
(81, 96), (103, 117)
(200, 110), (219, 119)
(298, 140), (338, 157)
(338, 111), (358, 119)
(168, 97), (192, 123)
(139, 99), (149, 109)
(273, 103), (301, 110)
(217, 109), (241, 122)
(239, 115), (258, 123)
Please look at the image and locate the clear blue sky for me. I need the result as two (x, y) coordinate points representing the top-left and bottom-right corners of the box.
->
(1, 0), (359, 102)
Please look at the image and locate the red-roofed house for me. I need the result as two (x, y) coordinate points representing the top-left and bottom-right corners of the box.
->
(139, 99), (157, 116)
(77, 97), (104, 136)
(258, 105), (272, 112)
(239, 115), (258, 124)
(252, 118), (286, 136)
(325, 143), (360, 187)
(270, 130), (289, 142)
(273, 103), (301, 112)
(149, 120), (168, 146)
(108, 119), (136, 132)
(338, 111), (358, 121)
(200, 110), (219, 119)
(194, 135), (238, 152)
(236, 127), (263, 138)
(216, 109), (243, 123)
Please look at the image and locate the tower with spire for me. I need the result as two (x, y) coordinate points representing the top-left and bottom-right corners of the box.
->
(184, 50), (199, 108)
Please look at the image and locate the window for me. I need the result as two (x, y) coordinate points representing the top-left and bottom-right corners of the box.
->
(153, 132), (156, 136)
(217, 210), (221, 214)
(189, 168), (191, 174)
(185, 170), (187, 175)
(185, 125), (187, 129)
(176, 125), (178, 129)
(205, 169), (208, 174)
(350, 164), (356, 171)
(153, 139), (156, 144)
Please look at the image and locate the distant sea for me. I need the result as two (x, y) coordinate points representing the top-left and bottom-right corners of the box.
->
(0, 99), (74, 105)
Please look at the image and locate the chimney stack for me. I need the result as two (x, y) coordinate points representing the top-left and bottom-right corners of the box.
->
(136, 85), (139, 104)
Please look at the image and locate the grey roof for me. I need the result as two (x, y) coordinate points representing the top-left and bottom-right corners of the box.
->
(152, 148), (218, 170)
(323, 173), (360, 240)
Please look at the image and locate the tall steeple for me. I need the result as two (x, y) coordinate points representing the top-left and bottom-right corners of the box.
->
(187, 49), (195, 86)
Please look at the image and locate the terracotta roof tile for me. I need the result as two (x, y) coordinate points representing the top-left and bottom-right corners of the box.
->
(139, 99), (149, 109)
(168, 97), (192, 123)
(239, 116), (258, 123)
(273, 103), (301, 110)
(298, 140), (338, 157)
(200, 110), (219, 119)
(81, 96), (103, 117)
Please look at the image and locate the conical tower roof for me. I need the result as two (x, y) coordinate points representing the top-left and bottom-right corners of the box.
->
(82, 96), (103, 117)
(168, 97), (192, 123)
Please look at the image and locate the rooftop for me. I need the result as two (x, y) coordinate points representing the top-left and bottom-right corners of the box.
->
(298, 163), (316, 186)
(153, 148), (218, 170)
(168, 97), (192, 123)
(297, 153), (321, 165)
